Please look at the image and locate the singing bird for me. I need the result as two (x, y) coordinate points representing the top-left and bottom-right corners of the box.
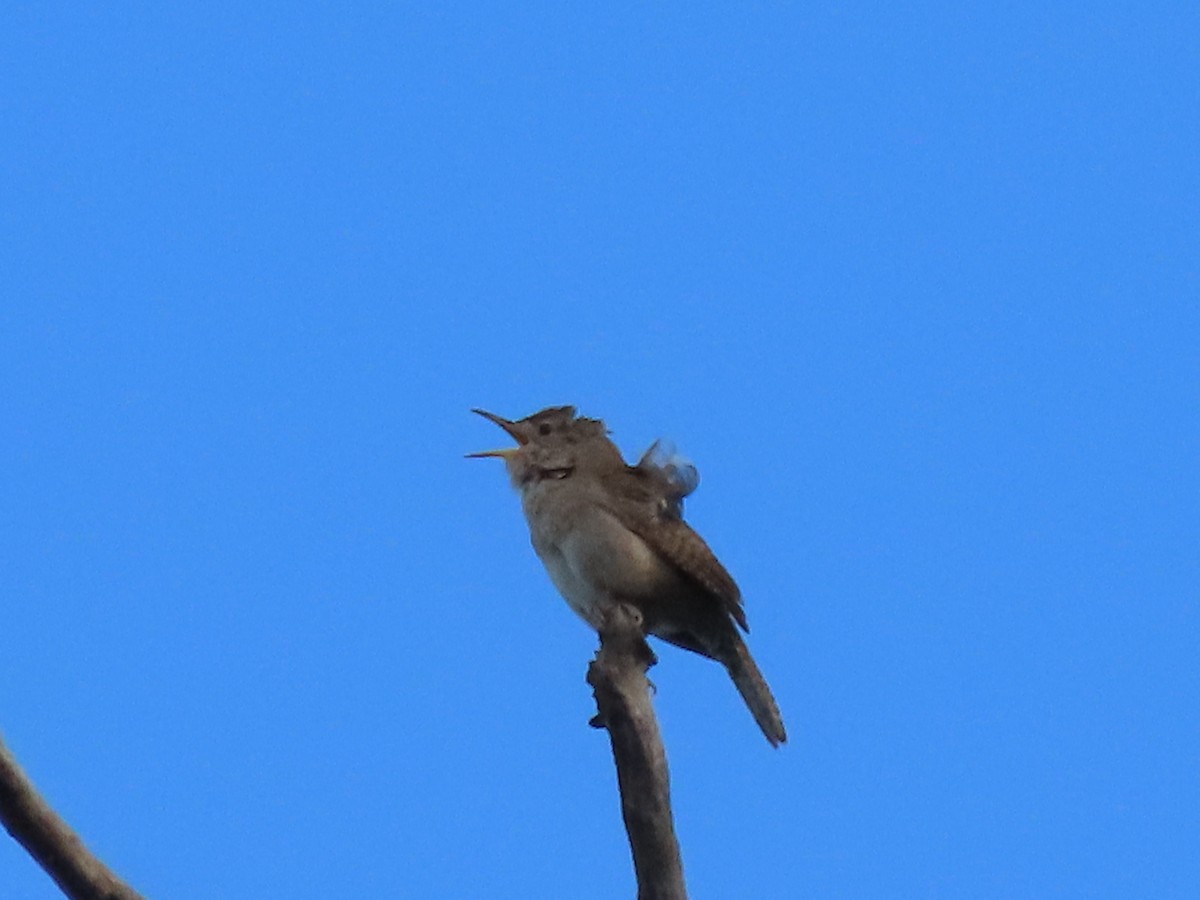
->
(469, 406), (786, 746)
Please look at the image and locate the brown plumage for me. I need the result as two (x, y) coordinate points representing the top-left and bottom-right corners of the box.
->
(469, 406), (787, 747)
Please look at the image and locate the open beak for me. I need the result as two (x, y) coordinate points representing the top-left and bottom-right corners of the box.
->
(466, 408), (525, 459)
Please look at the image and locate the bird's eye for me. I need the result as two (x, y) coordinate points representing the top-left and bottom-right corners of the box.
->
(538, 423), (552, 436)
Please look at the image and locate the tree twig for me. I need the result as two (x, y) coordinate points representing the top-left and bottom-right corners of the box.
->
(587, 603), (687, 900)
(0, 734), (146, 900)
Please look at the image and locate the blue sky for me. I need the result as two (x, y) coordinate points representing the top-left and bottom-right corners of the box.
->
(2, 3), (1196, 897)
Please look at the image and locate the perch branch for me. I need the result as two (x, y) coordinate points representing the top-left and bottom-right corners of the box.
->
(587, 603), (687, 900)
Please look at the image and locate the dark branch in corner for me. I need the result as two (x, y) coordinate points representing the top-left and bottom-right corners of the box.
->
(0, 734), (146, 900)
(587, 603), (688, 900)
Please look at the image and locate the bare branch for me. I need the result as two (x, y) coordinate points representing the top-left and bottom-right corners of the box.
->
(0, 734), (146, 900)
(587, 603), (688, 900)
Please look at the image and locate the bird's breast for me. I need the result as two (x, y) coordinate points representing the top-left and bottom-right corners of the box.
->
(519, 482), (676, 629)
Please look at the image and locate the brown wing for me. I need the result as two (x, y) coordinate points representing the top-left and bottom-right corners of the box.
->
(598, 467), (748, 632)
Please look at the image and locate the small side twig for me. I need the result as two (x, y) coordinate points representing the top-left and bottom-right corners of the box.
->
(0, 734), (146, 900)
(586, 603), (687, 900)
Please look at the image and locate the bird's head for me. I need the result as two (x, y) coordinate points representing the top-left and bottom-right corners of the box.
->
(468, 406), (623, 486)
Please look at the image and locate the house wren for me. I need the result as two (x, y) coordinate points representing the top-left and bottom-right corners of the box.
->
(469, 405), (787, 747)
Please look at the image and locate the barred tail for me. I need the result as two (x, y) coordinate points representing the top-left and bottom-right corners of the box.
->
(724, 633), (788, 747)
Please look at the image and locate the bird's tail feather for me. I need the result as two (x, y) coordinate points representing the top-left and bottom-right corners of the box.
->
(724, 633), (787, 747)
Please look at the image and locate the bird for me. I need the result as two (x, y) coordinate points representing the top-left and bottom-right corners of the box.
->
(468, 405), (787, 747)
